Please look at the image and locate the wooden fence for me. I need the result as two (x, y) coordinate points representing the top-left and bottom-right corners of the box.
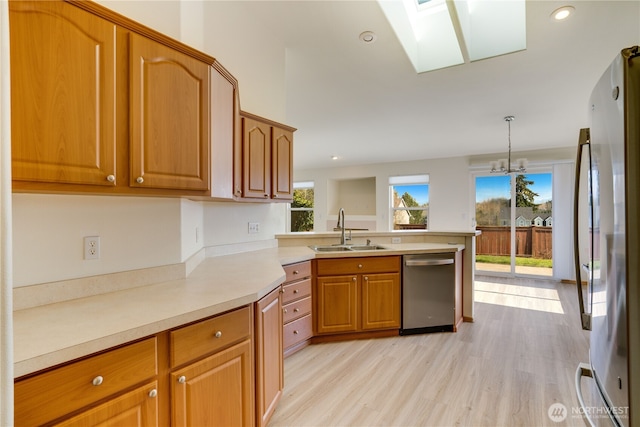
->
(476, 226), (552, 259)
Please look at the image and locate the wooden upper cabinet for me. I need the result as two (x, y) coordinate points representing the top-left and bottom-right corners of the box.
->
(130, 33), (210, 191)
(9, 0), (117, 186)
(271, 126), (294, 201)
(210, 63), (240, 200)
(242, 116), (272, 199)
(10, 0), (214, 196)
(240, 113), (295, 202)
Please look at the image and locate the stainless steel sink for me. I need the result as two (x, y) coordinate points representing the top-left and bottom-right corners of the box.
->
(309, 244), (388, 252)
(347, 245), (387, 251)
(311, 246), (353, 252)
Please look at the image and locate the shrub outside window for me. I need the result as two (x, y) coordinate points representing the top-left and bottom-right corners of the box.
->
(291, 181), (314, 232)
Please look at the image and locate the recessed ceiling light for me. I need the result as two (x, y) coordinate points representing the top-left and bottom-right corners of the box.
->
(359, 31), (377, 43)
(551, 6), (575, 21)
(331, 155), (339, 160)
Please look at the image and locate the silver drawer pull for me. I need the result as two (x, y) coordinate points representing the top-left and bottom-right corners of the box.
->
(293, 289), (299, 294)
(92, 376), (104, 386)
(178, 376), (187, 384)
(294, 308), (299, 313)
(284, 308), (288, 314)
(148, 389), (158, 398)
(293, 270), (299, 275)
(215, 331), (222, 338)
(293, 330), (299, 334)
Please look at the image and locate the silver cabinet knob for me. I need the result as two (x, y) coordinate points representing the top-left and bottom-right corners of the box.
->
(293, 270), (299, 275)
(358, 264), (363, 268)
(293, 330), (299, 335)
(293, 289), (299, 294)
(215, 331), (222, 338)
(294, 308), (300, 313)
(148, 389), (158, 398)
(106, 175), (115, 183)
(136, 176), (144, 184)
(92, 376), (104, 386)
(364, 276), (369, 281)
(178, 376), (186, 384)
(352, 277), (357, 281)
(283, 308), (288, 314)
(273, 194), (278, 198)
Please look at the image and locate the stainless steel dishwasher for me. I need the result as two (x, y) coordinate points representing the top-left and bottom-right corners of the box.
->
(400, 253), (455, 335)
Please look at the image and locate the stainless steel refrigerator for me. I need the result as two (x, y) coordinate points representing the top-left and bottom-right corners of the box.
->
(573, 46), (639, 427)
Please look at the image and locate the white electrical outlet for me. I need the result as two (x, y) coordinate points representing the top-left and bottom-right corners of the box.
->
(84, 236), (100, 260)
(248, 222), (260, 234)
(391, 237), (401, 244)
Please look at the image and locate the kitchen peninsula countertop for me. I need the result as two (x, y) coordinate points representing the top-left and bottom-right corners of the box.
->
(14, 242), (464, 378)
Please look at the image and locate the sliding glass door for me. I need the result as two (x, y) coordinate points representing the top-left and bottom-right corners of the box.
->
(475, 172), (553, 277)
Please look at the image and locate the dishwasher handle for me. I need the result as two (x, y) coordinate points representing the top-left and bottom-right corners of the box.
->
(405, 258), (454, 267)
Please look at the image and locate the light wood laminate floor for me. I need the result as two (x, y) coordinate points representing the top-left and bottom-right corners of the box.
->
(269, 276), (591, 427)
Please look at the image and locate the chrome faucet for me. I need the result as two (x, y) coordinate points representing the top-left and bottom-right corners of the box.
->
(335, 208), (349, 245)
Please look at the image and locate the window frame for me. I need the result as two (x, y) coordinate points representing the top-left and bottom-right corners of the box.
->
(289, 181), (315, 233)
(389, 174), (430, 231)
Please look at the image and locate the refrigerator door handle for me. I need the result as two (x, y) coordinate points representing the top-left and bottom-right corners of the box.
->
(575, 363), (597, 427)
(573, 128), (592, 331)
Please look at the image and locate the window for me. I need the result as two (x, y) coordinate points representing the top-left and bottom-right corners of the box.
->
(389, 175), (429, 230)
(290, 181), (314, 232)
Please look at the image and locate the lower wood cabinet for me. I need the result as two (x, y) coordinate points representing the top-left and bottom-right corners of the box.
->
(255, 286), (284, 427)
(14, 306), (258, 427)
(14, 337), (158, 426)
(169, 305), (254, 427)
(171, 339), (253, 427)
(282, 261), (313, 356)
(55, 381), (159, 427)
(315, 256), (401, 337)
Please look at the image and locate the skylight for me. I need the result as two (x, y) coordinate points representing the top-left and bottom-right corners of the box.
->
(377, 0), (526, 73)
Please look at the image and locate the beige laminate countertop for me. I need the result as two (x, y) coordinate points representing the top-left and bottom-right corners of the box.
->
(13, 243), (463, 378)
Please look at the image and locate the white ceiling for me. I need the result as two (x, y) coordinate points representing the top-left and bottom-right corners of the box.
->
(243, 1), (639, 171)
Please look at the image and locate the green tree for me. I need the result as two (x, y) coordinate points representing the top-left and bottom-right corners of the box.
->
(475, 197), (509, 226)
(291, 188), (314, 232)
(515, 175), (539, 208)
(401, 191), (426, 225)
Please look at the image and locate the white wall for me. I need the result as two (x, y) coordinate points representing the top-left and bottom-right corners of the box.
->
(203, 202), (287, 247)
(12, 195), (182, 286)
(201, 1), (287, 121)
(296, 156), (474, 232)
(10, 194), (288, 287)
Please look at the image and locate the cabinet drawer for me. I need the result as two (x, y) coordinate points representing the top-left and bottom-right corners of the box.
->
(283, 261), (311, 283)
(15, 337), (157, 427)
(283, 296), (312, 324)
(283, 314), (313, 349)
(316, 256), (401, 276)
(170, 306), (252, 368)
(282, 277), (311, 304)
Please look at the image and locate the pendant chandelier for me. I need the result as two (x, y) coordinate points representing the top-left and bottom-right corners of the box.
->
(490, 115), (527, 174)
